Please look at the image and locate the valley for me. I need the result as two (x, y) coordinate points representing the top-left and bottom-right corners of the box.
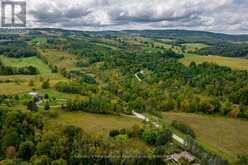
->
(0, 29), (248, 164)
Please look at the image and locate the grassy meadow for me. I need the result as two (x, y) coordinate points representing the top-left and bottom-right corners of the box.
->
(162, 112), (248, 162)
(51, 112), (143, 137)
(182, 43), (209, 52)
(180, 53), (248, 70)
(0, 74), (66, 95)
(0, 56), (51, 74)
(38, 49), (81, 71)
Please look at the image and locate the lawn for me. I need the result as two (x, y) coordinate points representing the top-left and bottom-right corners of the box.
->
(51, 112), (143, 137)
(180, 53), (248, 70)
(0, 56), (51, 74)
(162, 112), (248, 162)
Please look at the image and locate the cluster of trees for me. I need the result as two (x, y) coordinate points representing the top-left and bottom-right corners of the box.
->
(55, 81), (85, 94)
(0, 95), (19, 107)
(0, 109), (165, 164)
(238, 155), (248, 165)
(65, 95), (119, 114)
(141, 128), (172, 146)
(0, 60), (39, 75)
(109, 126), (173, 147)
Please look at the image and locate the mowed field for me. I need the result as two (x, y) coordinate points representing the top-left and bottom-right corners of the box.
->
(180, 53), (248, 70)
(52, 112), (143, 137)
(162, 112), (248, 162)
(0, 56), (51, 74)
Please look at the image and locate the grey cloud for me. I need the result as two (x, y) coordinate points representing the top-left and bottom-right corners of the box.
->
(27, 0), (248, 34)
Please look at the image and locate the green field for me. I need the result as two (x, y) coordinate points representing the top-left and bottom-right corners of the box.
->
(162, 112), (248, 162)
(0, 74), (66, 95)
(30, 37), (47, 45)
(52, 112), (143, 137)
(182, 43), (209, 52)
(38, 49), (81, 71)
(0, 56), (51, 74)
(180, 54), (248, 70)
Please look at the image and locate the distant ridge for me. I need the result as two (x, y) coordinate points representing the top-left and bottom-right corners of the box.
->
(27, 28), (248, 44)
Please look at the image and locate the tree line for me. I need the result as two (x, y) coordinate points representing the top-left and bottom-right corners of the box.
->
(0, 60), (39, 75)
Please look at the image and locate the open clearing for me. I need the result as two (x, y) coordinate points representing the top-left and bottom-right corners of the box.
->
(52, 112), (143, 137)
(0, 74), (66, 95)
(38, 49), (81, 71)
(162, 112), (248, 162)
(0, 56), (51, 74)
(180, 54), (248, 70)
(182, 43), (209, 52)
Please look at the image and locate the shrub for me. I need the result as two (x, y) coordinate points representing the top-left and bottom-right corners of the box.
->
(18, 141), (35, 160)
(80, 74), (96, 84)
(238, 155), (248, 165)
(109, 129), (120, 137)
(51, 159), (67, 165)
(141, 128), (173, 146)
(141, 129), (158, 145)
(44, 101), (50, 110)
(228, 107), (240, 118)
(55, 82), (83, 94)
(156, 129), (172, 146)
(171, 120), (196, 138)
(42, 80), (50, 89)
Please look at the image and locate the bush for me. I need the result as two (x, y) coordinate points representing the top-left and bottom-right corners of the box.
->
(171, 120), (196, 138)
(141, 128), (172, 146)
(51, 159), (67, 165)
(156, 129), (172, 146)
(141, 129), (158, 145)
(42, 80), (50, 89)
(44, 101), (50, 110)
(18, 141), (35, 160)
(80, 74), (96, 84)
(109, 129), (120, 137)
(55, 81), (83, 94)
(238, 155), (248, 165)
(30, 155), (50, 165)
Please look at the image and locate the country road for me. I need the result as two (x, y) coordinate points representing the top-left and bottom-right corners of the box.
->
(132, 111), (185, 145)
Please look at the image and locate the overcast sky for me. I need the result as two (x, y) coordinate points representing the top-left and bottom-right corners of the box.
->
(24, 0), (248, 34)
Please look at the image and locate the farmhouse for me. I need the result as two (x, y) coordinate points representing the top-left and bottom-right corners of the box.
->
(167, 151), (196, 163)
